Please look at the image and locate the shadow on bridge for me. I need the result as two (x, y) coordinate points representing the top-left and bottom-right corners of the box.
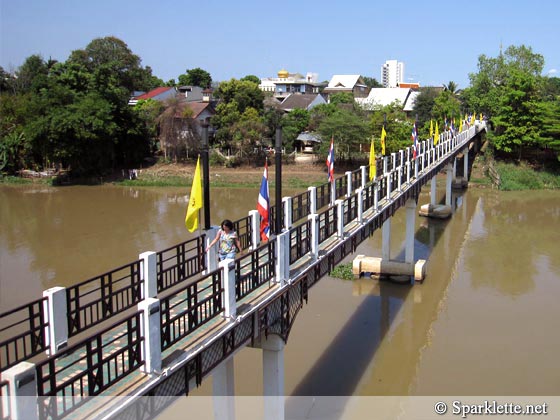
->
(288, 185), (475, 402)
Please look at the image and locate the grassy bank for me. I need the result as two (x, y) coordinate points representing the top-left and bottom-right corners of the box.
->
(495, 161), (560, 191)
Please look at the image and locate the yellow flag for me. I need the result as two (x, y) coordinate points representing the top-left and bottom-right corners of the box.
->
(185, 156), (203, 232)
(434, 121), (440, 145)
(369, 135), (376, 181)
(459, 118), (463, 132)
(380, 126), (387, 156)
(429, 119), (434, 139)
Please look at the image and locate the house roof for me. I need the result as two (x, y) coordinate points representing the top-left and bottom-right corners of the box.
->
(326, 75), (366, 89)
(296, 132), (322, 143)
(280, 94), (325, 111)
(136, 87), (175, 101)
(175, 101), (215, 119)
(403, 91), (420, 112)
(355, 87), (412, 110)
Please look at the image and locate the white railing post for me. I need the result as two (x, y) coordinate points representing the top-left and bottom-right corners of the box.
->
(360, 165), (367, 189)
(391, 152), (397, 171)
(3, 362), (38, 420)
(206, 226), (220, 271)
(356, 187), (364, 224)
(140, 251), (157, 299)
(382, 156), (388, 176)
(138, 297), (162, 374)
(309, 213), (319, 260)
(249, 210), (260, 250)
(220, 259), (237, 319)
(386, 173), (392, 201)
(308, 186), (317, 215)
(43, 286), (68, 356)
(374, 183), (379, 212)
(282, 196), (292, 231)
(398, 166), (402, 192)
(275, 231), (290, 286)
(335, 199), (344, 238)
(345, 171), (352, 197)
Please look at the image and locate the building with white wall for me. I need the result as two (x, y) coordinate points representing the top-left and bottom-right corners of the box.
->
(381, 60), (405, 88)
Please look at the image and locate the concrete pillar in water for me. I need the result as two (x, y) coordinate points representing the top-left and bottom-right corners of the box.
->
(352, 255), (426, 282)
(405, 198), (416, 266)
(213, 357), (235, 420)
(430, 176), (437, 206)
(446, 162), (453, 207)
(261, 335), (285, 420)
(382, 218), (391, 260)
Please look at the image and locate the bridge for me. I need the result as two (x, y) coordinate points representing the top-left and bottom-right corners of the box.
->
(0, 121), (487, 420)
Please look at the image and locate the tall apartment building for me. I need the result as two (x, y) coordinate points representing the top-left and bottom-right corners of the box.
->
(381, 60), (404, 88)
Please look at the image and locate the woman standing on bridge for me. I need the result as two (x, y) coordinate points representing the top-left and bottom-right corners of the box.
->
(206, 219), (242, 261)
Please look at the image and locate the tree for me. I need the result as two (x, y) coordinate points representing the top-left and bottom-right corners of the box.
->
(443, 81), (459, 94)
(317, 107), (369, 161)
(178, 67), (212, 88)
(281, 109), (310, 151)
(370, 103), (412, 154)
(241, 75), (260, 85)
(413, 87), (440, 132)
(363, 76), (382, 88)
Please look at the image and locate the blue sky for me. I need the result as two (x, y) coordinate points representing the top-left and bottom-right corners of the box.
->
(1, 0), (558, 89)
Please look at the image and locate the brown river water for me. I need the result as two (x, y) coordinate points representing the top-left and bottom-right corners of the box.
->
(1, 181), (559, 410)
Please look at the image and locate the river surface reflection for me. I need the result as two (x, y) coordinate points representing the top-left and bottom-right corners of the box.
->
(1, 183), (559, 400)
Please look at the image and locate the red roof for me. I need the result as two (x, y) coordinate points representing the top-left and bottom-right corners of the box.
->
(136, 87), (174, 100)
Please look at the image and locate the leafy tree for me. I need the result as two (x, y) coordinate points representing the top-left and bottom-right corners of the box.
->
(281, 109), (310, 151)
(178, 67), (212, 88)
(363, 76), (382, 88)
(229, 107), (267, 155)
(240, 75), (260, 85)
(432, 90), (461, 126)
(370, 103), (412, 154)
(317, 107), (369, 161)
(413, 87), (440, 133)
(329, 92), (354, 105)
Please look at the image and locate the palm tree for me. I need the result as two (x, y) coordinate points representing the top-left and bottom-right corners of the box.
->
(444, 81), (458, 94)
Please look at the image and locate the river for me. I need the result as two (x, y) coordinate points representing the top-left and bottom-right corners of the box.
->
(1, 182), (559, 412)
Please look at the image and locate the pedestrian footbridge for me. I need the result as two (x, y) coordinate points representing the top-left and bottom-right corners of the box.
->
(0, 122), (487, 419)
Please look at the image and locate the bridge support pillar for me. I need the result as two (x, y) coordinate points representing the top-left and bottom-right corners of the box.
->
(382, 218), (391, 260)
(430, 176), (437, 206)
(206, 226), (221, 271)
(140, 251), (157, 299)
(213, 358), (236, 420)
(2, 362), (38, 420)
(405, 198), (417, 279)
(445, 163), (453, 207)
(261, 335), (285, 420)
(43, 286), (68, 356)
(249, 210), (260, 250)
(220, 259), (237, 319)
(138, 297), (161, 374)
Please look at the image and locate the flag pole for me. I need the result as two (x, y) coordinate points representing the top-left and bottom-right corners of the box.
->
(275, 126), (282, 236)
(201, 120), (211, 230)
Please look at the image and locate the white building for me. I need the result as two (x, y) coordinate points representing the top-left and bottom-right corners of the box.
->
(381, 60), (405, 88)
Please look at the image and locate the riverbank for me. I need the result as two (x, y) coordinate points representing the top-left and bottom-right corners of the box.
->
(2, 157), (558, 190)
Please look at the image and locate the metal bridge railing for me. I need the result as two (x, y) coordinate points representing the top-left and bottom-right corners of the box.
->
(157, 236), (206, 293)
(66, 260), (143, 338)
(0, 298), (48, 371)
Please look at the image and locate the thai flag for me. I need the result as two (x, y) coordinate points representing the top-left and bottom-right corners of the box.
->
(257, 160), (270, 241)
(411, 122), (418, 159)
(326, 136), (334, 183)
